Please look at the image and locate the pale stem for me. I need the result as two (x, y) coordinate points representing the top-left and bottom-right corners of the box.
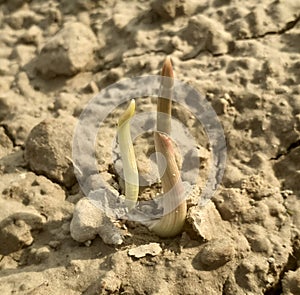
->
(117, 99), (139, 210)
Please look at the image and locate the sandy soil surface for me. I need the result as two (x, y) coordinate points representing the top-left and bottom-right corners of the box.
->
(0, 0), (300, 294)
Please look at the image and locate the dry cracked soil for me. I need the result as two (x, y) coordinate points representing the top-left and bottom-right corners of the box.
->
(0, 0), (300, 294)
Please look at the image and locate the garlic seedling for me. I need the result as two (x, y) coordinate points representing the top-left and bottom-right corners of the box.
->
(116, 57), (187, 237)
(117, 99), (139, 210)
(149, 57), (187, 237)
(149, 132), (187, 237)
(157, 56), (174, 135)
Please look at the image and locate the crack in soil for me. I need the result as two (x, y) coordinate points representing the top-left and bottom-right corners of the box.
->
(270, 139), (300, 161)
(181, 15), (300, 61)
(264, 238), (298, 295)
(0, 124), (17, 147)
(237, 14), (300, 41)
(180, 46), (229, 61)
(93, 48), (171, 75)
(122, 49), (173, 61)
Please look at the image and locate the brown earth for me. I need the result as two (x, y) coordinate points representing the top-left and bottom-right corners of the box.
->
(0, 0), (300, 294)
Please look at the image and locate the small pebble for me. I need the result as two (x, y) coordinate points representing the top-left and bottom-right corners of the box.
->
(199, 238), (235, 269)
(35, 246), (51, 262)
(128, 243), (162, 258)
